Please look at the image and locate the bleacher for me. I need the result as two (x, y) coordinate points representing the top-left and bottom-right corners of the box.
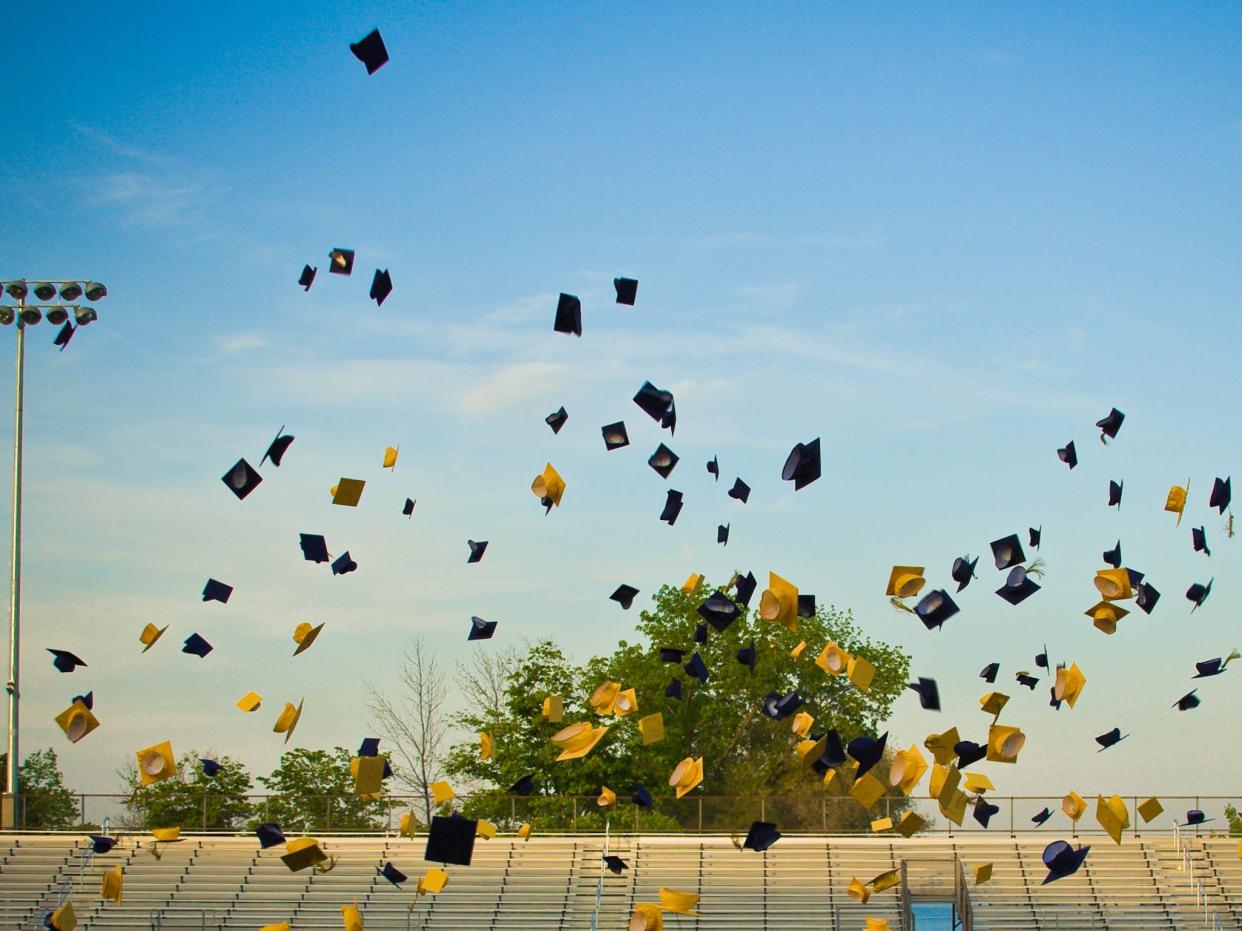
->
(1, 831), (1240, 929)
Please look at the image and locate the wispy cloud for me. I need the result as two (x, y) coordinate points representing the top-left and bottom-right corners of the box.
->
(459, 361), (571, 414)
(87, 171), (217, 228)
(220, 332), (267, 355)
(70, 121), (165, 164)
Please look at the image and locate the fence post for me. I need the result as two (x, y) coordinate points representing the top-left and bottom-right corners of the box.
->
(202, 793), (208, 832)
(761, 797), (766, 822)
(822, 797), (827, 833)
(572, 798), (577, 834)
(1009, 798), (1014, 837)
(697, 797), (703, 834)
(511, 795), (516, 826)
(326, 796), (331, 831)
(79, 793), (85, 828)
(264, 797), (269, 823)
(633, 804), (638, 833)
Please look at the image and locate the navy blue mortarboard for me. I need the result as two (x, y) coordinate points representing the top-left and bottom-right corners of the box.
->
(1187, 578), (1213, 611)
(980, 662), (999, 683)
(774, 691), (804, 719)
(707, 456), (719, 480)
(631, 786), (653, 809)
(468, 616), (497, 641)
(545, 407), (568, 434)
(1016, 673), (1039, 690)
(1174, 690), (1200, 711)
(329, 248), (355, 276)
(1194, 655), (1234, 678)
(1028, 526), (1041, 549)
(990, 534), (1025, 570)
(553, 293), (582, 336)
(1096, 407), (1124, 440)
(1102, 541), (1121, 568)
(256, 822), (285, 848)
(914, 589), (959, 631)
(603, 854), (628, 873)
(797, 594), (816, 618)
(847, 732), (887, 778)
(89, 835), (117, 854)
(369, 269), (392, 306)
(611, 584), (639, 610)
(510, 775), (536, 796)
(200, 758), (223, 777)
(403, 498), (416, 517)
(300, 533), (330, 563)
(1031, 807), (1052, 826)
(659, 647), (685, 663)
(614, 277), (638, 305)
(743, 821), (781, 852)
(1036, 646), (1049, 669)
(955, 740), (986, 768)
(973, 798), (1000, 829)
(781, 438), (821, 490)
(424, 815), (476, 866)
(1042, 841), (1090, 884)
(467, 540), (488, 563)
(633, 381), (676, 433)
(1057, 441), (1077, 469)
(698, 591), (739, 632)
(1108, 479), (1123, 508)
(684, 652), (708, 683)
(997, 566), (1040, 606)
(717, 524), (729, 545)
(1127, 567), (1145, 587)
(378, 861), (407, 885)
(54, 321), (75, 351)
(1095, 728), (1126, 751)
(601, 421), (630, 450)
(331, 552), (357, 575)
(349, 28), (389, 74)
(665, 678), (683, 699)
(183, 633), (213, 658)
(908, 677), (940, 711)
(202, 578), (233, 603)
(693, 623), (708, 644)
(298, 265), (316, 291)
(358, 737), (381, 756)
(729, 478), (750, 503)
(659, 489), (684, 525)
(733, 571), (758, 608)
(804, 731), (846, 773)
(261, 427), (294, 467)
(951, 555), (978, 592)
(1180, 810), (1211, 827)
(648, 443), (679, 479)
(736, 640), (757, 673)
(1192, 527), (1211, 556)
(1210, 476), (1232, 514)
(47, 649), (86, 673)
(72, 691), (93, 710)
(1136, 582), (1161, 615)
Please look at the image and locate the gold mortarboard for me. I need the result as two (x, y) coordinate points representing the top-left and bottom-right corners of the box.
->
(100, 864), (123, 904)
(259, 924), (291, 931)
(816, 643), (850, 676)
(281, 837), (329, 872)
(669, 757), (704, 799)
(517, 822), (532, 840)
(870, 868), (901, 893)
(886, 565), (926, 599)
(138, 623), (167, 653)
(353, 756), (385, 796)
(1137, 797), (1164, 823)
(550, 722), (609, 761)
(871, 817), (894, 832)
(638, 713), (665, 744)
(1096, 794), (1130, 844)
(979, 692), (1009, 717)
(136, 741), (176, 786)
(865, 920), (891, 931)
(399, 812), (418, 838)
(659, 888), (700, 916)
(974, 863), (993, 884)
(330, 478), (366, 506)
(382, 446), (398, 469)
(789, 640), (808, 659)
(429, 781), (455, 805)
(1094, 568), (1133, 601)
(49, 901), (76, 931)
(476, 820), (498, 840)
(681, 572), (703, 594)
(236, 691), (262, 713)
(847, 655), (875, 691)
(613, 688), (639, 716)
(1062, 790), (1087, 822)
(1165, 480), (1189, 525)
(292, 621), (324, 656)
(1085, 600), (1128, 635)
(589, 680), (621, 715)
(888, 744), (928, 796)
(541, 694), (564, 722)
(273, 699), (304, 743)
(417, 868), (449, 895)
(480, 732), (494, 761)
(597, 786), (617, 807)
(55, 700), (99, 744)
(1053, 662), (1086, 707)
(151, 827), (181, 842)
(850, 773), (886, 810)
(629, 903), (664, 930)
(341, 902), (364, 931)
(924, 727), (961, 766)
(896, 810), (926, 838)
(941, 787), (968, 825)
(791, 711), (814, 738)
(531, 462), (566, 508)
(759, 571), (799, 631)
(986, 724), (1025, 763)
(962, 772), (995, 794)
(847, 877), (872, 904)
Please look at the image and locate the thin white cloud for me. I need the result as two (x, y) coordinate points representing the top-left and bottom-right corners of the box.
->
(87, 172), (216, 228)
(69, 121), (165, 164)
(221, 332), (267, 355)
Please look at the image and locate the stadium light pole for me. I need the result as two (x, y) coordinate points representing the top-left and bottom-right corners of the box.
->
(0, 279), (105, 827)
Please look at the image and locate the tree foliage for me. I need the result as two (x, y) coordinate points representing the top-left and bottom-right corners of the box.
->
(1, 748), (79, 830)
(256, 747), (385, 832)
(120, 752), (253, 831)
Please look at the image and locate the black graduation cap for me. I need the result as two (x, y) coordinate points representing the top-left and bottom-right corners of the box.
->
(1057, 441), (1077, 469)
(633, 381), (677, 433)
(990, 534), (1025, 570)
(1180, 810), (1211, 826)
(300, 533), (330, 564)
(468, 616), (497, 641)
(1108, 480), (1123, 509)
(545, 407), (568, 434)
(1028, 526), (1042, 549)
(329, 248), (355, 276)
(603, 854), (628, 874)
(424, 815), (476, 866)
(89, 835), (118, 854)
(553, 293), (582, 336)
(1042, 841), (1090, 884)
(804, 731), (846, 773)
(331, 552), (357, 575)
(914, 589), (959, 631)
(631, 786), (653, 809)
(729, 478), (751, 503)
(698, 591), (739, 631)
(1095, 728), (1126, 751)
(298, 265), (316, 291)
(717, 524), (729, 546)
(707, 456), (719, 480)
(733, 571), (758, 608)
(202, 578), (233, 603)
(200, 758), (223, 777)
(47, 649), (86, 673)
(1126, 567), (1145, 587)
(736, 640), (757, 673)
(601, 421), (630, 450)
(222, 458), (263, 501)
(1193, 657), (1229, 678)
(760, 692), (787, 720)
(665, 678), (683, 699)
(349, 28), (389, 75)
(1035, 646), (1049, 669)
(774, 691), (804, 719)
(467, 540), (488, 563)
(72, 691), (93, 710)
(996, 566), (1040, 606)
(908, 677), (940, 711)
(403, 498), (416, 517)
(1173, 690), (1200, 711)
(659, 489), (684, 525)
(659, 648), (685, 663)
(648, 443), (679, 479)
(954, 740), (986, 768)
(1136, 581), (1161, 615)
(378, 861), (406, 886)
(261, 427), (294, 467)
(693, 623), (708, 644)
(797, 594), (816, 618)
(1192, 527), (1211, 556)
(1016, 673), (1039, 690)
(509, 774), (536, 796)
(54, 321), (75, 351)
(183, 633), (213, 658)
(684, 652), (708, 683)
(1096, 407), (1125, 441)
(847, 733), (887, 778)
(1102, 541), (1121, 568)
(743, 821), (781, 852)
(1210, 476), (1231, 514)
(369, 269), (393, 306)
(781, 438), (821, 490)
(973, 798), (1000, 829)
(358, 737), (381, 756)
(1186, 578), (1213, 611)
(256, 822), (285, 849)
(1031, 808), (1052, 826)
(951, 555), (978, 592)
(611, 584), (639, 610)
(980, 662), (999, 683)
(614, 277), (638, 305)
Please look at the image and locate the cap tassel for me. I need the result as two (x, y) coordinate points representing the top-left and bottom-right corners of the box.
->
(889, 597), (916, 615)
(1025, 558), (1047, 580)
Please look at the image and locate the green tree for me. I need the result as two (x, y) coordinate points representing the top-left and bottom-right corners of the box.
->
(0, 748), (79, 829)
(1225, 804), (1242, 836)
(257, 747), (385, 832)
(120, 752), (253, 831)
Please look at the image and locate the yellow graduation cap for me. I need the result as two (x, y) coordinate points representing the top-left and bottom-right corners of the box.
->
(850, 772), (886, 810)
(48, 901), (76, 931)
(896, 810), (926, 838)
(1137, 797), (1164, 823)
(886, 565), (926, 599)
(759, 571), (799, 631)
(681, 572), (703, 594)
(816, 643), (850, 676)
(941, 787), (968, 825)
(281, 837), (329, 872)
(629, 904), (664, 931)
(139, 623), (167, 653)
(1094, 568), (1133, 601)
(1096, 794), (1130, 845)
(638, 713), (665, 745)
(979, 692), (1009, 717)
(479, 732), (494, 761)
(273, 699), (304, 743)
(476, 820), (498, 840)
(550, 721), (609, 761)
(669, 757), (704, 799)
(658, 888), (700, 916)
(847, 877), (872, 904)
(791, 711), (814, 738)
(292, 622), (324, 656)
(924, 727), (961, 766)
(789, 640), (808, 659)
(847, 655), (875, 692)
(889, 744), (928, 796)
(531, 462), (566, 508)
(341, 902), (364, 931)
(1165, 480), (1189, 525)
(962, 772), (995, 794)
(1062, 790), (1087, 822)
(871, 817), (894, 832)
(613, 688), (639, 717)
(55, 700), (99, 744)
(931, 763), (961, 803)
(589, 680), (621, 715)
(541, 694), (563, 722)
(986, 724), (1025, 763)
(382, 446), (398, 469)
(870, 868), (901, 893)
(517, 822), (532, 840)
(331, 478), (366, 506)
(1053, 662), (1086, 708)
(429, 781), (455, 805)
(151, 827), (181, 843)
(236, 691), (262, 713)
(259, 924), (291, 931)
(416, 868), (449, 895)
(864, 920), (891, 931)
(352, 756), (385, 797)
(399, 812), (418, 838)
(1085, 600), (1128, 635)
(135, 741), (176, 786)
(587, 786), (612, 810)
(974, 863), (993, 884)
(100, 864), (123, 904)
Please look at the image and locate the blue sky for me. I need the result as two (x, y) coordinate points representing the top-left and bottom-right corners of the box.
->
(3, 2), (1242, 813)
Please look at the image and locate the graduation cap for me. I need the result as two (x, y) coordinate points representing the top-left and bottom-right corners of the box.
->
(467, 540), (488, 563)
(1179, 810), (1212, 827)
(1028, 526), (1042, 549)
(707, 456), (719, 480)
(611, 584), (639, 610)
(1016, 672), (1039, 689)
(773, 690), (804, 720)
(665, 678), (682, 699)
(1186, 578), (1213, 611)
(46, 901), (76, 930)
(1096, 407), (1125, 440)
(693, 623), (708, 644)
(424, 815), (477, 866)
(200, 758), (223, 777)
(1135, 581), (1161, 615)
(955, 740), (986, 768)
(1192, 526), (1211, 556)
(728, 478), (751, 502)
(182, 634), (212, 658)
(798, 593), (816, 617)
(1174, 690), (1200, 711)
(781, 437), (821, 490)
(683, 652), (708, 683)
(349, 28), (389, 74)
(951, 555), (978, 592)
(1042, 841), (1090, 884)
(261, 427), (294, 467)
(1210, 476), (1231, 514)
(299, 533), (329, 564)
(1193, 651), (1238, 678)
(1057, 441), (1077, 469)
(331, 552), (357, 575)
(980, 663), (999, 683)
(403, 498), (416, 517)
(847, 733), (887, 778)
(55, 699), (98, 743)
(990, 534), (1025, 570)
(659, 489), (684, 525)
(659, 647), (685, 663)
(633, 381), (677, 433)
(802, 731), (846, 773)
(603, 854), (628, 874)
(913, 589), (959, 631)
(1035, 646), (1049, 669)
(509, 774), (536, 796)
(1102, 541), (1121, 568)
(545, 407), (568, 434)
(1095, 728), (1126, 751)
(292, 622), (324, 656)
(553, 293), (582, 336)
(89, 835), (118, 854)
(733, 571), (758, 608)
(468, 616), (497, 641)
(996, 566), (1040, 605)
(601, 421), (629, 450)
(908, 677), (940, 711)
(973, 798), (1000, 829)
(377, 861), (406, 886)
(1108, 480), (1123, 508)
(632, 785), (654, 809)
(648, 443), (679, 478)
(54, 321), (75, 351)
(256, 822), (286, 849)
(717, 524), (729, 545)
(202, 578), (233, 603)
(736, 640), (757, 673)
(1031, 808), (1052, 826)
(743, 821), (781, 852)
(612, 276), (639, 305)
(221, 457), (263, 500)
(329, 248), (355, 276)
(698, 590), (739, 631)
(47, 649), (86, 673)
(298, 265), (316, 291)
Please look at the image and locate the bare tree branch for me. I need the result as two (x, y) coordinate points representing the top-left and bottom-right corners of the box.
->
(454, 645), (520, 722)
